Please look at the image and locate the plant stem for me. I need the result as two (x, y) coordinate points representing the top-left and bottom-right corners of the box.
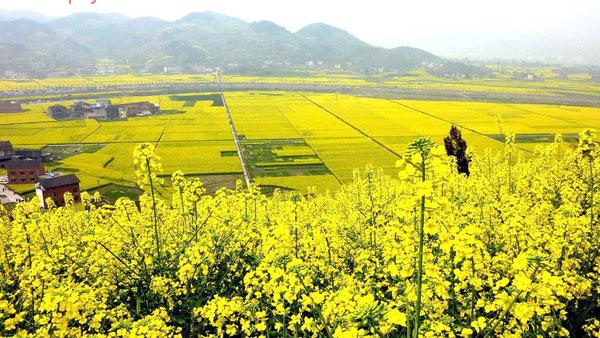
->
(508, 151), (512, 193)
(147, 158), (161, 271)
(482, 265), (539, 337)
(414, 153), (426, 338)
(590, 157), (594, 231)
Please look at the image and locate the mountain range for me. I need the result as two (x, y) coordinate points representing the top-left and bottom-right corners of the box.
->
(0, 11), (443, 74)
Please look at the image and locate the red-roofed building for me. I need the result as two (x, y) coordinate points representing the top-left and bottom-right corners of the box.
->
(35, 174), (81, 208)
(6, 159), (45, 184)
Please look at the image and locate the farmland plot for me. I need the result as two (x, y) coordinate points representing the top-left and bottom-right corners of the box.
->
(3, 90), (600, 194)
(2, 94), (241, 193)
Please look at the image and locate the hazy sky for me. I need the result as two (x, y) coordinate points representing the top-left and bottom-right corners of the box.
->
(1, 0), (599, 59)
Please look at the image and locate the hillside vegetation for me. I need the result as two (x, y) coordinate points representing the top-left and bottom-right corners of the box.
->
(0, 132), (598, 337)
(0, 12), (439, 73)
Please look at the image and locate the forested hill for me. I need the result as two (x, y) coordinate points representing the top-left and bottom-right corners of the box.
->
(0, 11), (441, 73)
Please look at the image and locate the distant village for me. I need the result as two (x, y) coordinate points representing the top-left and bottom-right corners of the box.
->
(0, 140), (80, 208)
(48, 100), (160, 121)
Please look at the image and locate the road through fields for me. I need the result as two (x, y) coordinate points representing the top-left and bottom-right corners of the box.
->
(221, 93), (252, 186)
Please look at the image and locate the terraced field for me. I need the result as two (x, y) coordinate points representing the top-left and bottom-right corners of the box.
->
(1, 91), (600, 195)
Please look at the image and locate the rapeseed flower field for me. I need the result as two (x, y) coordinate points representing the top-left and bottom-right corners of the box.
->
(2, 69), (598, 98)
(0, 131), (598, 337)
(3, 91), (600, 194)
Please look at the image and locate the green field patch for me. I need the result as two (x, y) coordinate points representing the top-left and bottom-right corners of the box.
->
(273, 146), (315, 157)
(170, 94), (223, 107)
(241, 138), (331, 177)
(257, 185), (293, 195)
(255, 157), (322, 166)
(42, 144), (105, 161)
(252, 164), (330, 177)
(220, 150), (238, 157)
(95, 184), (143, 203)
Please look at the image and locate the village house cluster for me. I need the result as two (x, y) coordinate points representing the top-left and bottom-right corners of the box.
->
(0, 140), (43, 172)
(0, 140), (80, 208)
(47, 100), (160, 121)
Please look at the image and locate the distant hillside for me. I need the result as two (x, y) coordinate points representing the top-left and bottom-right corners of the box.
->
(0, 9), (50, 22)
(0, 11), (444, 74)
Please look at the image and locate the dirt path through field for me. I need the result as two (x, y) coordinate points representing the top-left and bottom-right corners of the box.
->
(220, 93), (252, 186)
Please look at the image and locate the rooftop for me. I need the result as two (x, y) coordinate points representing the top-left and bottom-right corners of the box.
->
(49, 104), (67, 111)
(6, 158), (43, 169)
(0, 140), (13, 151)
(37, 174), (80, 189)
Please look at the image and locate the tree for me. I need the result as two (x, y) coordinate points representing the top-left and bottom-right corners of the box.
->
(444, 125), (470, 176)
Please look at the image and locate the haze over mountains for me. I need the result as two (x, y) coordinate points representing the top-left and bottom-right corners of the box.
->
(0, 9), (598, 76)
(0, 10), (444, 74)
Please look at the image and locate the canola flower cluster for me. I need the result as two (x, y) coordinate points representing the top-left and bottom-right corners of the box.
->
(0, 131), (599, 337)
